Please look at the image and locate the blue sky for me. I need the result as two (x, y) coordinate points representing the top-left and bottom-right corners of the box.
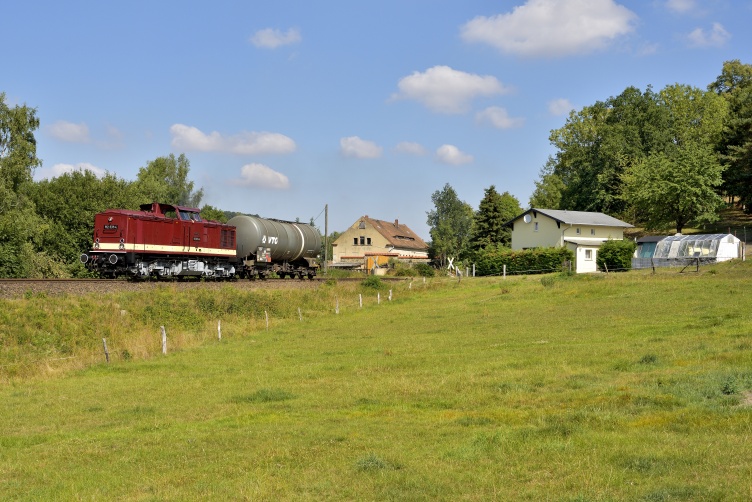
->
(3, 0), (750, 239)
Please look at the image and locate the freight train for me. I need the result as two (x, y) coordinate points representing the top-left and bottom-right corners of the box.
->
(80, 202), (321, 280)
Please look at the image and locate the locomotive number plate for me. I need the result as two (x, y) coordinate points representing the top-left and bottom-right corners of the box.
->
(104, 224), (118, 231)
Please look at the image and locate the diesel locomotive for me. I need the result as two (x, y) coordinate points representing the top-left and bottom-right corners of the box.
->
(80, 202), (321, 280)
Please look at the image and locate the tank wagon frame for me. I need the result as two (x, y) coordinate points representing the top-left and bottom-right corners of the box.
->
(81, 203), (321, 280)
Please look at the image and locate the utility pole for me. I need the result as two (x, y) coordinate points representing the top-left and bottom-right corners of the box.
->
(324, 204), (329, 273)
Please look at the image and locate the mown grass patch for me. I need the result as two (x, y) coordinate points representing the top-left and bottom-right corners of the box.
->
(1, 264), (751, 499)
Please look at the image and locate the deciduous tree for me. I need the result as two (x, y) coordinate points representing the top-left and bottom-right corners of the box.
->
(426, 183), (474, 268)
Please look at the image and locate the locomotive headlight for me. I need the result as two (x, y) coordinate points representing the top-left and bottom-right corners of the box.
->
(94, 242), (100, 249)
(119, 243), (125, 250)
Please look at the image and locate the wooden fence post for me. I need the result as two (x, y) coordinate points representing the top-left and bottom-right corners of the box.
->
(218, 320), (221, 341)
(359, 294), (362, 308)
(161, 326), (167, 355)
(102, 338), (109, 363)
(265, 311), (269, 330)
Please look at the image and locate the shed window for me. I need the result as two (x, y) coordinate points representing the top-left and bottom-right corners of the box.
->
(576, 228), (581, 235)
(534, 222), (539, 232)
(585, 249), (593, 260)
(590, 228), (595, 235)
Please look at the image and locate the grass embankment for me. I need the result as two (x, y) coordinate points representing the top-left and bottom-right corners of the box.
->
(1, 268), (751, 500)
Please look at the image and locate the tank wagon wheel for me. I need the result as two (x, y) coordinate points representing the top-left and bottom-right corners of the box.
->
(307, 272), (315, 280)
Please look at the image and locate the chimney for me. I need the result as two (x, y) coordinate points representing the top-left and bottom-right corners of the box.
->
(394, 219), (399, 226)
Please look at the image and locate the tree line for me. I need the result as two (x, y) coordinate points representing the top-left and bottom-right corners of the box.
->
(2, 60), (750, 277)
(426, 60), (752, 266)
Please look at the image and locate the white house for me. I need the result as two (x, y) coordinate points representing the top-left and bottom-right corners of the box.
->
(506, 208), (633, 273)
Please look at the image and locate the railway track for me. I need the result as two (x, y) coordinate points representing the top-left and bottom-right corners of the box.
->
(0, 276), (407, 299)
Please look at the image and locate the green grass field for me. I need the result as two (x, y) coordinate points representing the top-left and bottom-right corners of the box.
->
(1, 267), (751, 500)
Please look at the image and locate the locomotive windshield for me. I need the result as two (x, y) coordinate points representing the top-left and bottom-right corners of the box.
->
(179, 210), (202, 221)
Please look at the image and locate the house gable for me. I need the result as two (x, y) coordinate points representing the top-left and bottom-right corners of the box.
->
(331, 215), (428, 263)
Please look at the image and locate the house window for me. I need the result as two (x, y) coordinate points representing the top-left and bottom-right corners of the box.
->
(359, 236), (365, 245)
(359, 221), (366, 229)
(591, 228), (595, 235)
(576, 228), (581, 235)
(353, 238), (358, 245)
(585, 249), (593, 260)
(367, 238), (371, 245)
(534, 222), (539, 232)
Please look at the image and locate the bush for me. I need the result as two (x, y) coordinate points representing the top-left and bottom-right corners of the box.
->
(413, 263), (436, 277)
(596, 239), (636, 272)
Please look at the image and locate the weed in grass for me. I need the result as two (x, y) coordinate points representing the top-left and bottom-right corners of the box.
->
(639, 354), (659, 365)
(232, 388), (295, 403)
(454, 415), (494, 427)
(355, 453), (401, 471)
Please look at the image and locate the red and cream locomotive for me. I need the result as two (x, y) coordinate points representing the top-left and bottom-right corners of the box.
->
(80, 202), (321, 280)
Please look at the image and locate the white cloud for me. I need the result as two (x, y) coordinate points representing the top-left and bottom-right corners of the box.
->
(170, 124), (296, 155)
(436, 145), (474, 166)
(394, 141), (427, 156)
(390, 65), (510, 114)
(666, 0), (696, 14)
(475, 106), (525, 129)
(687, 22), (730, 48)
(250, 28), (301, 49)
(49, 121), (90, 143)
(460, 0), (637, 57)
(36, 162), (107, 180)
(340, 136), (383, 159)
(547, 98), (575, 116)
(233, 163), (290, 189)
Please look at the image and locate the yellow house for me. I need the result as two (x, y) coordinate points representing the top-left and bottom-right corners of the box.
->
(507, 208), (633, 273)
(331, 216), (429, 271)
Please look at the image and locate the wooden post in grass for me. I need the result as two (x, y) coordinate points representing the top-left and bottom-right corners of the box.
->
(503, 264), (506, 279)
(161, 326), (167, 354)
(335, 296), (339, 314)
(265, 311), (269, 330)
(389, 289), (392, 301)
(377, 292), (380, 305)
(409, 281), (412, 290)
(298, 307), (302, 321)
(218, 320), (221, 341)
(359, 294), (362, 308)
(102, 338), (109, 363)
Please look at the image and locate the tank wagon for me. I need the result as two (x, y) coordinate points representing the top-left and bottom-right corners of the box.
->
(81, 202), (320, 280)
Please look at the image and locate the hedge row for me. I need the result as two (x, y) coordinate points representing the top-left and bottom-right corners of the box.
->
(474, 247), (575, 276)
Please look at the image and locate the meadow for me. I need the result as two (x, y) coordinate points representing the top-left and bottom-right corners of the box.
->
(0, 265), (751, 501)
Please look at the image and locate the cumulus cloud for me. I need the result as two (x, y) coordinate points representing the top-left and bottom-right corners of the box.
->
(49, 121), (90, 143)
(233, 163), (290, 189)
(548, 98), (575, 116)
(170, 124), (296, 155)
(687, 22), (730, 48)
(394, 141), (427, 156)
(340, 136), (383, 159)
(36, 162), (107, 180)
(390, 65), (510, 114)
(666, 0), (696, 14)
(475, 106), (525, 129)
(436, 145), (474, 166)
(460, 0), (637, 57)
(250, 28), (301, 49)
